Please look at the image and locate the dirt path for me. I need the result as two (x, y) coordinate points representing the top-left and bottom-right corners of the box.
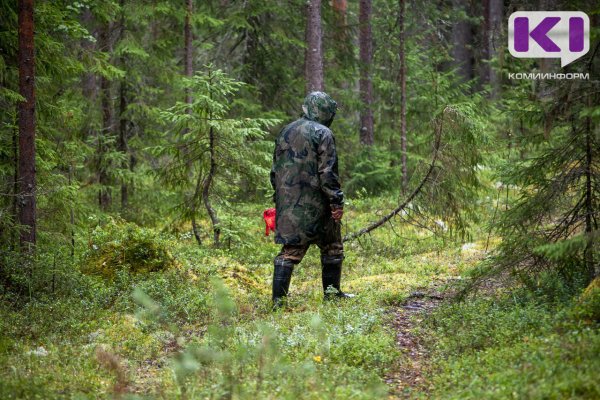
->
(385, 282), (447, 399)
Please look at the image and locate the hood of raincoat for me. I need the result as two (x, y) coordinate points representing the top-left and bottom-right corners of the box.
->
(302, 91), (337, 127)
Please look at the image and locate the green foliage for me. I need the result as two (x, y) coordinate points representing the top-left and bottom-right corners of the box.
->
(161, 279), (391, 399)
(571, 277), (600, 322)
(345, 146), (399, 195)
(1, 0), (599, 397)
(421, 283), (600, 399)
(423, 297), (554, 355)
(153, 65), (280, 243)
(81, 218), (179, 279)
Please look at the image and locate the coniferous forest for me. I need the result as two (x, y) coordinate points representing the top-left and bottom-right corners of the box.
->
(1, 0), (599, 398)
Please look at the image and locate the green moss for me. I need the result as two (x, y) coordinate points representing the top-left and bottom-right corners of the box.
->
(572, 277), (600, 322)
(81, 218), (180, 279)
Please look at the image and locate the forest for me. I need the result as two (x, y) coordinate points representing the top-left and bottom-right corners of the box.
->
(1, 0), (599, 398)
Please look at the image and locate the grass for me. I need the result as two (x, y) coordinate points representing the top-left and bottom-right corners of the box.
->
(0, 197), (598, 399)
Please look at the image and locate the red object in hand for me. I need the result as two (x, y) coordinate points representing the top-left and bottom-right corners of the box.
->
(263, 208), (276, 236)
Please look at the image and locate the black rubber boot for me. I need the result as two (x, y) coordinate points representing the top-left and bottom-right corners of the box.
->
(321, 255), (356, 300)
(272, 258), (294, 310)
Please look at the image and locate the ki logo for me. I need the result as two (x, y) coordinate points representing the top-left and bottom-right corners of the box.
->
(508, 11), (590, 67)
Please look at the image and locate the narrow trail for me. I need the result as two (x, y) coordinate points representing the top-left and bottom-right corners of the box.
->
(385, 280), (448, 399)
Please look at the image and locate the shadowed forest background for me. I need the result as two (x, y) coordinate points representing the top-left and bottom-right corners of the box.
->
(1, 0), (599, 398)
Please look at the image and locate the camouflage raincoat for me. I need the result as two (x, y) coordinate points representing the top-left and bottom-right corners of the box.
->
(270, 92), (344, 245)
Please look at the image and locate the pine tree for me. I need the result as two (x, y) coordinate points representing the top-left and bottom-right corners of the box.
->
(484, 66), (600, 286)
(155, 66), (279, 247)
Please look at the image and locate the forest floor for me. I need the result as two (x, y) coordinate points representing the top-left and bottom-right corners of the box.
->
(1, 198), (599, 399)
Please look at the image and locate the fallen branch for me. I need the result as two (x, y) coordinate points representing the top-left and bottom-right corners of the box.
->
(343, 107), (446, 242)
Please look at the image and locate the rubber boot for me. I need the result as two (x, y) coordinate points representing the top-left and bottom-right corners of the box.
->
(321, 255), (356, 300)
(272, 258), (294, 310)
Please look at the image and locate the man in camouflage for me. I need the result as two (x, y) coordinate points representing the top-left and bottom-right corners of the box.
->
(270, 91), (355, 309)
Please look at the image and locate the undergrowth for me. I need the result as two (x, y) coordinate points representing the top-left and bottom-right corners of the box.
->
(0, 197), (597, 399)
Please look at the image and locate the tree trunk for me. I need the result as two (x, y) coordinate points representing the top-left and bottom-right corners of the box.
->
(17, 0), (36, 247)
(184, 0), (193, 106)
(243, 15), (260, 86)
(98, 22), (113, 211)
(451, 0), (473, 84)
(331, 0), (350, 88)
(332, 0), (348, 41)
(399, 0), (407, 192)
(359, 0), (374, 145)
(191, 170), (203, 246)
(12, 122), (18, 245)
(488, 0), (502, 98)
(119, 79), (129, 209)
(203, 125), (220, 246)
(182, 0), (194, 169)
(480, 0), (490, 89)
(119, 0), (129, 209)
(305, 0), (324, 93)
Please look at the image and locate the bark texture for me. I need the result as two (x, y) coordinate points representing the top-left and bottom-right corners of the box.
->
(305, 0), (324, 93)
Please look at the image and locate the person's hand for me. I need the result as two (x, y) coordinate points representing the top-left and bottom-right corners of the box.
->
(331, 207), (343, 222)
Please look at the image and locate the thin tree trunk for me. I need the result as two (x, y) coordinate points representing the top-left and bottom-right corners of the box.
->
(243, 15), (259, 86)
(191, 170), (203, 246)
(480, 0), (490, 88)
(332, 1), (349, 62)
(332, 0), (349, 89)
(182, 1), (196, 238)
(119, 0), (129, 209)
(399, 0), (407, 192)
(182, 0), (194, 170)
(119, 79), (128, 209)
(98, 22), (113, 211)
(359, 0), (374, 145)
(12, 121), (19, 247)
(203, 125), (220, 246)
(184, 0), (193, 106)
(17, 0), (36, 247)
(305, 0), (324, 93)
(488, 0), (502, 98)
(332, 0), (348, 42)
